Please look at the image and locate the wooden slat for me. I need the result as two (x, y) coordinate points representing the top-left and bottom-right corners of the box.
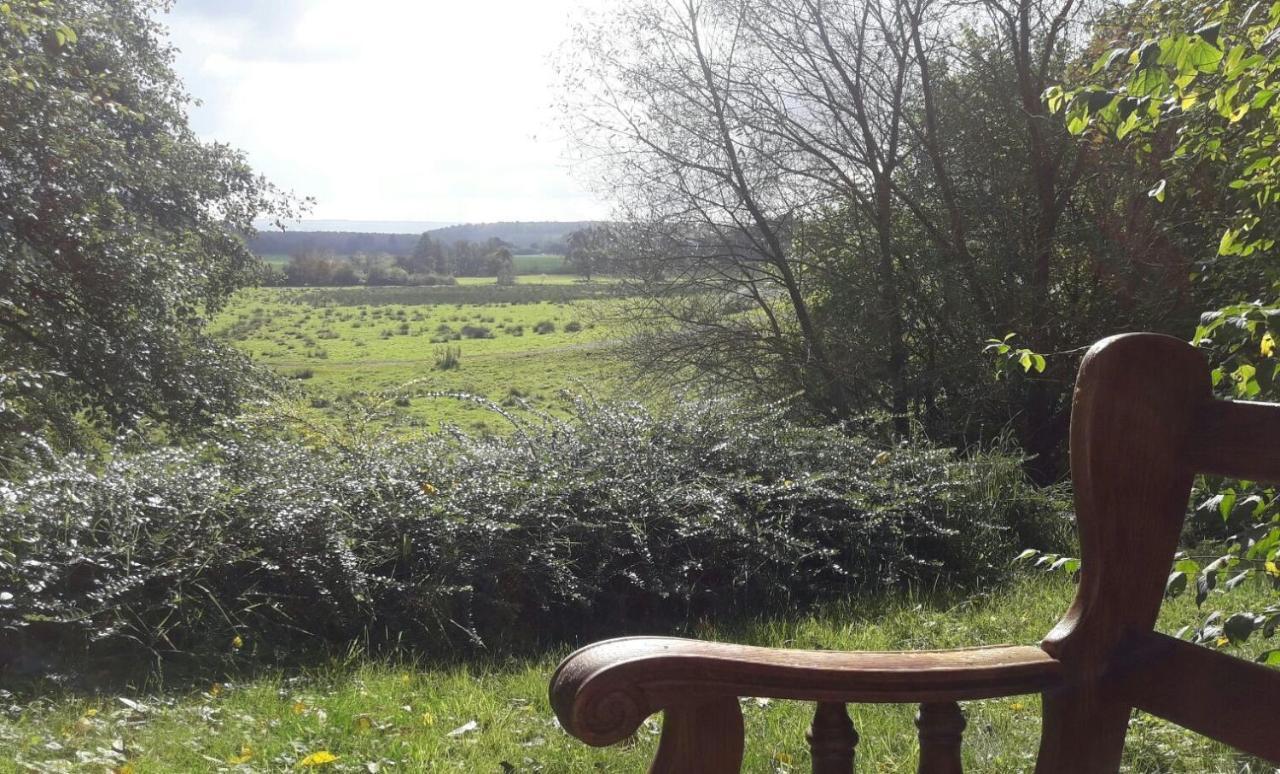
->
(1112, 631), (1280, 764)
(1189, 399), (1280, 484)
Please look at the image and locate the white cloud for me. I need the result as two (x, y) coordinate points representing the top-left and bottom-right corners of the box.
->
(166, 0), (612, 223)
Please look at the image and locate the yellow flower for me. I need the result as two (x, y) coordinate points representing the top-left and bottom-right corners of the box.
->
(227, 745), (253, 764)
(420, 711), (435, 727)
(292, 701), (307, 715)
(210, 683), (223, 698)
(298, 750), (338, 767)
(419, 482), (438, 496)
(231, 634), (244, 649)
(1215, 635), (1230, 647)
(1266, 560), (1280, 578)
(1010, 701), (1025, 711)
(84, 708), (98, 718)
(1262, 332), (1276, 357)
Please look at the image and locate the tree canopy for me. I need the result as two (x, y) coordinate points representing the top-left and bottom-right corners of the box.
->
(0, 0), (298, 459)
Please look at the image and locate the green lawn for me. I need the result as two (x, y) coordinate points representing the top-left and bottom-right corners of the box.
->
(212, 284), (626, 431)
(3, 575), (1273, 772)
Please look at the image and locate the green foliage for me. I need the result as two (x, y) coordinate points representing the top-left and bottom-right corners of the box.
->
(0, 0), (297, 458)
(0, 398), (1065, 673)
(1053, 0), (1280, 653)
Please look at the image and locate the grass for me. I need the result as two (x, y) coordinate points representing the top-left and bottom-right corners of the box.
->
(3, 574), (1275, 772)
(211, 283), (625, 431)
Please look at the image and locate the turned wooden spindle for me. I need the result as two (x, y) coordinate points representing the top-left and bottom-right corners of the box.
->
(915, 701), (965, 774)
(807, 701), (858, 774)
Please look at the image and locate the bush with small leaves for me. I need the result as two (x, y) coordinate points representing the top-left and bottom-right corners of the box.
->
(0, 398), (1067, 673)
(460, 325), (493, 339)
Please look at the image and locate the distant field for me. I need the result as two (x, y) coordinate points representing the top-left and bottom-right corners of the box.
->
(212, 282), (626, 432)
(512, 253), (572, 274)
(254, 253), (574, 276)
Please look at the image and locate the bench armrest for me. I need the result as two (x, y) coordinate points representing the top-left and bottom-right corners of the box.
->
(550, 636), (1062, 745)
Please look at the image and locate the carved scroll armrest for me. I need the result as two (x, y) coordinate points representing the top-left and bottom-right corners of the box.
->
(550, 636), (1062, 746)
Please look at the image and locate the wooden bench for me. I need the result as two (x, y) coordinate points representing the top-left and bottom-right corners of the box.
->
(548, 332), (1280, 772)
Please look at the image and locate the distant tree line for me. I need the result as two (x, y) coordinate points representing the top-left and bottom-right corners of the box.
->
(248, 221), (603, 259)
(276, 236), (523, 287)
(276, 227), (621, 286)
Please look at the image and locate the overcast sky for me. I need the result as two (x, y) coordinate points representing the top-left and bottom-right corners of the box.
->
(165, 0), (611, 224)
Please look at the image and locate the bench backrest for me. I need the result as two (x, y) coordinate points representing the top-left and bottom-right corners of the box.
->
(1035, 333), (1280, 770)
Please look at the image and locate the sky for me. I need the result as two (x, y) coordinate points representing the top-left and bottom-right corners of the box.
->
(164, 0), (612, 226)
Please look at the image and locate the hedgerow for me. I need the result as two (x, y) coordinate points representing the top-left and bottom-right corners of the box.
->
(0, 398), (1068, 674)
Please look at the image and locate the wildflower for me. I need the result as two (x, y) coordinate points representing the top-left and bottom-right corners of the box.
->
(298, 750), (338, 767)
(419, 482), (438, 496)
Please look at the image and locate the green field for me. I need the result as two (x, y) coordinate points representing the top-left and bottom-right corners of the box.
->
(512, 253), (573, 274)
(212, 281), (626, 432)
(4, 575), (1273, 772)
(255, 254), (573, 275)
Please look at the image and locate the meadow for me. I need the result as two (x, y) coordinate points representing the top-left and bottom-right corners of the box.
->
(212, 278), (626, 433)
(4, 575), (1274, 772)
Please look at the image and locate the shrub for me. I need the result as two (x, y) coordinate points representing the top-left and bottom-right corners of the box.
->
(533, 320), (556, 335)
(564, 321), (583, 333)
(434, 345), (462, 370)
(460, 325), (493, 339)
(0, 399), (1067, 672)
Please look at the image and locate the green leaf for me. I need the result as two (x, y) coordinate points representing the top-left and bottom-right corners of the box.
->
(1256, 649), (1280, 666)
(1194, 22), (1222, 47)
(1224, 612), (1257, 643)
(1091, 47), (1130, 75)
(1180, 38), (1224, 75)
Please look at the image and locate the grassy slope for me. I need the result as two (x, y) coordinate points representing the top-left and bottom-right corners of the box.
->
(212, 283), (625, 432)
(3, 575), (1274, 772)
